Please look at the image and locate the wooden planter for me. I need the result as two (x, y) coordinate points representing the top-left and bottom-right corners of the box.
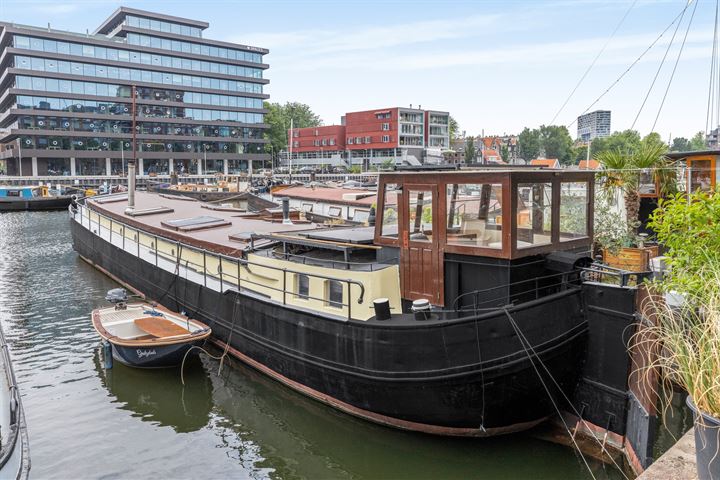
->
(603, 245), (659, 272)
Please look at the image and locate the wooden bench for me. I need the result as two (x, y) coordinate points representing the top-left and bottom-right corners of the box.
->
(134, 317), (190, 338)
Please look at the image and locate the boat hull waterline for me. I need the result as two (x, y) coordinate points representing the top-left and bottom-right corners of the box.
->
(72, 218), (588, 435)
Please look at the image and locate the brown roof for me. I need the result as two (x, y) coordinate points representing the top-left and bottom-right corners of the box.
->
(530, 159), (560, 168)
(273, 186), (378, 207)
(88, 191), (319, 255)
(578, 159), (600, 169)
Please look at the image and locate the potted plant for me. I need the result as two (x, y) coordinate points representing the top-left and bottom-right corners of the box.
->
(593, 197), (656, 272)
(595, 142), (670, 271)
(639, 190), (720, 479)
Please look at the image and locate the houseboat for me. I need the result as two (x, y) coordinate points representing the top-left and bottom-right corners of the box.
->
(0, 185), (73, 212)
(70, 168), (595, 436)
(271, 185), (378, 225)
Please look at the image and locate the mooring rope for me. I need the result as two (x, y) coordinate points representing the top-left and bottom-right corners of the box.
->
(501, 308), (598, 480)
(502, 308), (631, 480)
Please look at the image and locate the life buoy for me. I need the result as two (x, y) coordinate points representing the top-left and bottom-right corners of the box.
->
(199, 193), (209, 201)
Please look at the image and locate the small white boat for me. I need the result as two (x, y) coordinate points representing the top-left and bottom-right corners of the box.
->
(92, 290), (211, 368)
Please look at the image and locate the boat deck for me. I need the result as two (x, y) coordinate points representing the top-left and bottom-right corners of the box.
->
(88, 191), (322, 253)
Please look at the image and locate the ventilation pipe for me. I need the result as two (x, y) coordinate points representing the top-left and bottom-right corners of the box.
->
(281, 197), (293, 225)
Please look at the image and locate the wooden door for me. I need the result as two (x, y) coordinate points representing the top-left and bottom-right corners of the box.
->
(400, 184), (444, 305)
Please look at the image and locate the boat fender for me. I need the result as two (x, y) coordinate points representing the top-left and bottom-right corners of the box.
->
(411, 299), (432, 321)
(102, 341), (113, 369)
(372, 298), (391, 320)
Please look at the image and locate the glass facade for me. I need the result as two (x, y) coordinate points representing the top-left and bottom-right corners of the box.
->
(127, 33), (263, 64)
(126, 15), (203, 38)
(14, 35), (263, 78)
(2, 9), (269, 176)
(14, 77), (262, 108)
(15, 94), (264, 124)
(14, 56), (263, 94)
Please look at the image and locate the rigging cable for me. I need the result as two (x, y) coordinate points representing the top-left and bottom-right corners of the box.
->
(630, 2), (687, 130)
(502, 309), (631, 480)
(567, 0), (695, 130)
(549, 0), (637, 125)
(705, 0), (719, 136)
(651, 0), (700, 132)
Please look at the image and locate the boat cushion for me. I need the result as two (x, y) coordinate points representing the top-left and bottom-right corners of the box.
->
(134, 317), (191, 338)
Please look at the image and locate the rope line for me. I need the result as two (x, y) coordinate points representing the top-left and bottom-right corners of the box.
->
(567, 0), (694, 130)
(550, 0), (637, 125)
(705, 0), (719, 137)
(652, 0), (700, 132)
(500, 308), (598, 480)
(502, 308), (631, 480)
(630, 3), (687, 130)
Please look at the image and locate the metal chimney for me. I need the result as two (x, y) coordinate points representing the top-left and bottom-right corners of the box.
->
(281, 197), (293, 225)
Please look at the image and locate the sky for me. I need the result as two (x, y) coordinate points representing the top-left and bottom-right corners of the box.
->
(0, 0), (715, 140)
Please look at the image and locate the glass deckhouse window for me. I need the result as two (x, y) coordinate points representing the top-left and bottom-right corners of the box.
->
(380, 183), (399, 238)
(407, 189), (433, 242)
(446, 183), (503, 249)
(516, 183), (552, 248)
(559, 182), (588, 241)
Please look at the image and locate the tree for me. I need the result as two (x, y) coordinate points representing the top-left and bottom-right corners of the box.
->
(689, 131), (706, 150)
(596, 142), (669, 235)
(448, 116), (460, 140)
(539, 125), (574, 165)
(670, 137), (689, 152)
(264, 101), (322, 157)
(464, 137), (477, 163)
(518, 127), (541, 161)
(500, 145), (509, 162)
(591, 130), (642, 158)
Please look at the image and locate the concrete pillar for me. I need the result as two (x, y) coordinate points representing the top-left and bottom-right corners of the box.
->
(168, 158), (174, 173)
(138, 158), (144, 176)
(70, 157), (76, 176)
(223, 159), (228, 175)
(197, 159), (203, 175)
(105, 158), (111, 176)
(31, 157), (38, 177)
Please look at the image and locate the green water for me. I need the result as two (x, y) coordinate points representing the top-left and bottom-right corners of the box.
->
(0, 211), (625, 479)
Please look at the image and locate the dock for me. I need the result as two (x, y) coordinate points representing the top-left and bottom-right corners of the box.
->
(638, 429), (696, 480)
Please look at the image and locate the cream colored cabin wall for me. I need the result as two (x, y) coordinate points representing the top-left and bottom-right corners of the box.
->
(246, 253), (401, 321)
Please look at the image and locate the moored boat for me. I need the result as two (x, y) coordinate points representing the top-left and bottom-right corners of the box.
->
(71, 168), (595, 435)
(92, 289), (211, 368)
(0, 185), (73, 212)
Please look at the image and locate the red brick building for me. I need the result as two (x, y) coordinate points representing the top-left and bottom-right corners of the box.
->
(286, 106), (449, 168)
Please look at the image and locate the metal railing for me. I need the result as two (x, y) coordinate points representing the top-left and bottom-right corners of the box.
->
(0, 322), (23, 470)
(580, 263), (652, 287)
(452, 270), (582, 311)
(72, 202), (366, 321)
(267, 250), (396, 272)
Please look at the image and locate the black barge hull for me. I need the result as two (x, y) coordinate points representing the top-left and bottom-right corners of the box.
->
(71, 219), (587, 435)
(0, 196), (72, 212)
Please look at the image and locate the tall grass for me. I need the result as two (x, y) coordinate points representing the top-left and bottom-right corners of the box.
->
(637, 263), (720, 418)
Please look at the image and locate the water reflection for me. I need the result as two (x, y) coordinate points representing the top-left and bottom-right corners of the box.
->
(93, 349), (212, 433)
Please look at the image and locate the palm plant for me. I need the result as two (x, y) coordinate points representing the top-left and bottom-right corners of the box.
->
(596, 142), (670, 235)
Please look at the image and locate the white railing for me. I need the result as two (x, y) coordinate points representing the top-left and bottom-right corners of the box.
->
(71, 201), (366, 321)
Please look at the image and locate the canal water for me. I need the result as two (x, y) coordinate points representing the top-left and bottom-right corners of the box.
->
(0, 211), (625, 479)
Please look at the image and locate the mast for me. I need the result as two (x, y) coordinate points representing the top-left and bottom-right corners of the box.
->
(125, 85), (137, 214)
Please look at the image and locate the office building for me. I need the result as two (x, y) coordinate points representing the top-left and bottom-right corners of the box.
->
(577, 110), (611, 142)
(0, 7), (269, 177)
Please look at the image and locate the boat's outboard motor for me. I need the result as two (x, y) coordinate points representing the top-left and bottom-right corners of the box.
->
(105, 288), (128, 310)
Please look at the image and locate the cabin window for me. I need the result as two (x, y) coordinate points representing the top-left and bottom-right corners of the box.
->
(328, 206), (342, 217)
(516, 183), (552, 248)
(380, 183), (399, 238)
(296, 274), (309, 300)
(301, 203), (313, 212)
(689, 159), (714, 192)
(7, 190), (21, 197)
(352, 209), (370, 222)
(560, 182), (588, 241)
(638, 171), (657, 196)
(408, 189), (433, 242)
(326, 280), (343, 308)
(446, 183), (503, 248)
